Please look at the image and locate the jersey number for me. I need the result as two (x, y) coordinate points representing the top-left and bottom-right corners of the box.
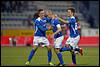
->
(72, 23), (78, 34)
(75, 23), (78, 30)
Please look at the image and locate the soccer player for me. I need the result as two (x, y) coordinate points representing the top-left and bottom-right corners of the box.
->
(46, 10), (65, 66)
(58, 7), (83, 65)
(60, 15), (82, 54)
(25, 9), (54, 66)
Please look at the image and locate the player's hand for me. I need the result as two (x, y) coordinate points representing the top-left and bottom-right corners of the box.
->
(54, 14), (58, 18)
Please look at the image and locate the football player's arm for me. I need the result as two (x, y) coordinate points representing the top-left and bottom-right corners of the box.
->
(54, 14), (69, 24)
(54, 24), (62, 35)
(36, 21), (48, 31)
(53, 19), (62, 35)
(75, 16), (81, 29)
(58, 17), (68, 23)
(77, 21), (81, 30)
(54, 14), (69, 23)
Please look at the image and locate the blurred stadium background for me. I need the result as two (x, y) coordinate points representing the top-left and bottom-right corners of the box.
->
(1, 1), (99, 66)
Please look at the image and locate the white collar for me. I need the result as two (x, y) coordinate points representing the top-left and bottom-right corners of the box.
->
(37, 17), (41, 21)
(70, 16), (75, 19)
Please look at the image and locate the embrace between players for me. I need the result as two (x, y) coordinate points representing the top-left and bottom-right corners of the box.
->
(25, 7), (83, 66)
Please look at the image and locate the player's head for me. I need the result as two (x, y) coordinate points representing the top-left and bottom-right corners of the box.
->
(37, 9), (45, 18)
(46, 10), (56, 19)
(46, 10), (53, 18)
(66, 7), (75, 17)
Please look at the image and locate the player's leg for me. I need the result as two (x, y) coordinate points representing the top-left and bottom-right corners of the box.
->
(60, 44), (71, 52)
(46, 45), (54, 66)
(73, 35), (83, 56)
(74, 45), (83, 55)
(25, 45), (38, 65)
(54, 36), (64, 66)
(60, 43), (82, 54)
(54, 48), (64, 66)
(60, 36), (83, 56)
(70, 43), (76, 64)
(64, 37), (76, 64)
(42, 37), (54, 66)
(60, 37), (72, 52)
(25, 36), (39, 65)
(69, 35), (81, 64)
(74, 46), (79, 54)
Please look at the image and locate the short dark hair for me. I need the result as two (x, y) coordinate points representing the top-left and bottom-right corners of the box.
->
(37, 9), (44, 14)
(33, 12), (39, 19)
(67, 7), (75, 13)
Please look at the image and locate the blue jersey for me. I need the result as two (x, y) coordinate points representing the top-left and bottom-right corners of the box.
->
(34, 17), (48, 37)
(50, 18), (63, 39)
(67, 16), (79, 37)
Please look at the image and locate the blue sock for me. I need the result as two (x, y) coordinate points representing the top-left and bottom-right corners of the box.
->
(57, 52), (64, 65)
(74, 48), (80, 52)
(72, 53), (76, 64)
(28, 49), (35, 61)
(60, 47), (71, 52)
(48, 50), (52, 63)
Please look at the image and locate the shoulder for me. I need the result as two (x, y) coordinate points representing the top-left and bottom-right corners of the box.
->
(54, 18), (60, 23)
(70, 16), (76, 22)
(34, 18), (41, 25)
(36, 17), (41, 22)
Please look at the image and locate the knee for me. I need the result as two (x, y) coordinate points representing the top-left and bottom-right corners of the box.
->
(46, 46), (51, 51)
(33, 45), (38, 51)
(70, 50), (75, 55)
(54, 48), (60, 54)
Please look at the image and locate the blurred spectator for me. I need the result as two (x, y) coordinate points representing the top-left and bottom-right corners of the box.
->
(22, 1), (28, 12)
(15, 1), (23, 13)
(1, 1), (6, 12)
(60, 22), (67, 35)
(11, 1), (17, 12)
(9, 36), (17, 46)
(1, 1), (24, 13)
(87, 14), (95, 28)
(59, 15), (67, 35)
(5, 1), (12, 13)
(27, 15), (34, 28)
(82, 1), (90, 10)
(22, 15), (34, 28)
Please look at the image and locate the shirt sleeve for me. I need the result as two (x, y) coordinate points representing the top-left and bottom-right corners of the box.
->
(56, 24), (61, 29)
(54, 19), (61, 28)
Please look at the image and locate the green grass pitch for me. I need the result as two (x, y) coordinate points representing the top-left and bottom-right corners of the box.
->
(1, 46), (99, 66)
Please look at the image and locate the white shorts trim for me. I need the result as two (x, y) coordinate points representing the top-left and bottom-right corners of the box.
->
(33, 36), (50, 46)
(54, 36), (64, 48)
(66, 35), (80, 49)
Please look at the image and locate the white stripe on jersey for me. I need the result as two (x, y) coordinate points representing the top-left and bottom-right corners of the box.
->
(71, 25), (76, 34)
(35, 26), (38, 34)
(56, 24), (61, 28)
